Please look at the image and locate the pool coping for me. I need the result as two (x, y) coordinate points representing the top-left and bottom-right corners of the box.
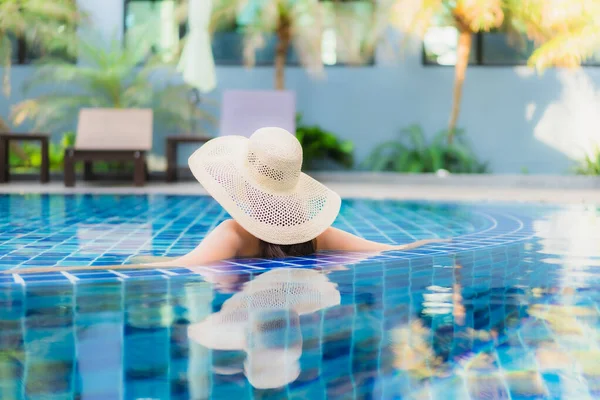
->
(3, 171), (600, 187)
(1, 178), (600, 205)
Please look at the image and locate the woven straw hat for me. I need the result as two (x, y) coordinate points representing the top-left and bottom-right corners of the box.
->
(188, 127), (341, 245)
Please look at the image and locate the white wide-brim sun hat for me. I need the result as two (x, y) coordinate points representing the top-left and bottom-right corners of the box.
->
(188, 127), (341, 245)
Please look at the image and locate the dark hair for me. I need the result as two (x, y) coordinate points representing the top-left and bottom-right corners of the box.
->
(259, 239), (316, 258)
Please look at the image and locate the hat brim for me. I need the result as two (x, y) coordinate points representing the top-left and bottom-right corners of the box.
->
(188, 136), (341, 245)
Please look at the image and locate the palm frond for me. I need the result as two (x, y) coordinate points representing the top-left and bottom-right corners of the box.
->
(454, 0), (504, 32)
(0, 2), (28, 36)
(511, 0), (600, 71)
(389, 0), (445, 38)
(361, 141), (407, 171)
(0, 0), (80, 95)
(22, 63), (97, 93)
(344, 0), (396, 62)
(213, 0), (330, 75)
(18, 0), (81, 58)
(239, 0), (282, 67)
(210, 0), (248, 33)
(21, 0), (80, 22)
(121, 80), (155, 108)
(152, 83), (216, 133)
(402, 125), (427, 151)
(291, 0), (325, 75)
(11, 94), (100, 131)
(528, 25), (600, 71)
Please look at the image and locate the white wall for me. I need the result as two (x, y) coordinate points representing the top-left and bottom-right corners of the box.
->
(206, 61), (600, 174)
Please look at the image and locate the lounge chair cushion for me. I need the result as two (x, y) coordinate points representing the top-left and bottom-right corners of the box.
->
(75, 108), (153, 151)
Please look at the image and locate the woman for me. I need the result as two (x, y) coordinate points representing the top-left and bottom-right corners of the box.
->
(152, 127), (446, 267)
(5, 127), (446, 275)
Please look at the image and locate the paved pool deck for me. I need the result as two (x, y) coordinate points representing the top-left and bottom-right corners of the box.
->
(1, 173), (599, 204)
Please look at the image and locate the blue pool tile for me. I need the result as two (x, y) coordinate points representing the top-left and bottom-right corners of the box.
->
(0, 194), (593, 397)
(72, 272), (121, 280)
(20, 273), (70, 283)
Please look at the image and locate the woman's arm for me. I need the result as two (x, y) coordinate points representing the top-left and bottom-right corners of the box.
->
(3, 221), (244, 275)
(394, 238), (450, 250)
(152, 220), (246, 267)
(317, 227), (448, 252)
(317, 227), (395, 252)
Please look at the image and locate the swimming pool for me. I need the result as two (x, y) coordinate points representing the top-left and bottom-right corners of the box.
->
(0, 194), (599, 399)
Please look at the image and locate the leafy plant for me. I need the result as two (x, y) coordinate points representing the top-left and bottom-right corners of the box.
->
(10, 131), (74, 172)
(388, 0), (600, 142)
(574, 149), (600, 176)
(11, 35), (215, 133)
(362, 125), (487, 173)
(0, 0), (81, 132)
(296, 115), (354, 171)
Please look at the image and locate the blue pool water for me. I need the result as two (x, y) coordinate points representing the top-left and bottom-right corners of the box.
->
(0, 194), (599, 399)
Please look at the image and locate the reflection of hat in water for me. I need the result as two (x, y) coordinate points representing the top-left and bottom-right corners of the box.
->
(188, 268), (341, 389)
(244, 309), (303, 389)
(188, 127), (341, 245)
(189, 268), (341, 350)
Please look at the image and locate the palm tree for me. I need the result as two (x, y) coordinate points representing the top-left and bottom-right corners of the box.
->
(11, 37), (215, 133)
(388, 0), (600, 143)
(0, 0), (80, 132)
(211, 0), (326, 90)
(208, 0), (389, 90)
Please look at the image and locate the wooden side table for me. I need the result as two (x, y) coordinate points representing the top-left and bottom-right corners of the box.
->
(0, 133), (50, 184)
(166, 135), (211, 182)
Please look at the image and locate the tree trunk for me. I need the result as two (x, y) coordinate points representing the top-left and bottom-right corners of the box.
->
(274, 15), (291, 91)
(448, 29), (472, 143)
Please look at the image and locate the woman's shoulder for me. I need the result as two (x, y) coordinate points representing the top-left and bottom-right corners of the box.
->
(216, 220), (259, 254)
(217, 219), (250, 236)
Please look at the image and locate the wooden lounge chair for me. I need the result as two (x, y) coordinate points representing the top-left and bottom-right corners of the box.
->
(64, 108), (153, 187)
(166, 90), (296, 181)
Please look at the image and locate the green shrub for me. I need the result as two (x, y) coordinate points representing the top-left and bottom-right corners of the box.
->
(574, 149), (600, 176)
(296, 115), (354, 171)
(10, 131), (75, 172)
(362, 125), (488, 173)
